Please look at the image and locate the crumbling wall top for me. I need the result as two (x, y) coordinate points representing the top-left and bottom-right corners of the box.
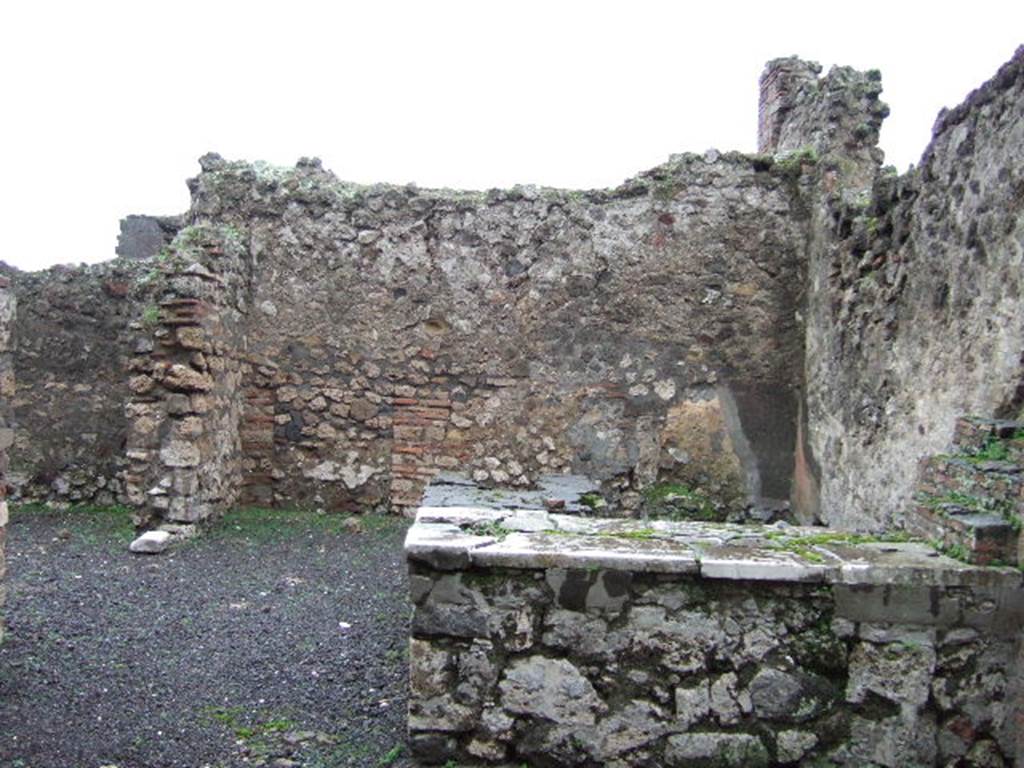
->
(758, 56), (889, 193)
(923, 44), (1024, 165)
(115, 214), (183, 261)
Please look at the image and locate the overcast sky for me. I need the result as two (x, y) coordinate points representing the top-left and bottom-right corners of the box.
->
(2, 1), (1021, 271)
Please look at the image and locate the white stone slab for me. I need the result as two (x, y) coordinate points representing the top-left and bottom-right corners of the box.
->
(405, 504), (1024, 588)
(129, 530), (172, 554)
(469, 532), (700, 573)
(697, 545), (835, 582)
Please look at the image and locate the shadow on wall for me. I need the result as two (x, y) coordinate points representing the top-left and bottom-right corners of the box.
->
(615, 381), (800, 521)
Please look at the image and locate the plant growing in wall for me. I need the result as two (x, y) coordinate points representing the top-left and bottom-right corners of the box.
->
(140, 304), (161, 328)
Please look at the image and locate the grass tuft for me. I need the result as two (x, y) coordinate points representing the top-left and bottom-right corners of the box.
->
(10, 503), (135, 544)
(206, 507), (405, 543)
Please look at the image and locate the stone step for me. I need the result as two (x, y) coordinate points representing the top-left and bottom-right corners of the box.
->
(953, 416), (1024, 451)
(906, 416), (1024, 566)
(904, 502), (1020, 565)
(918, 456), (1024, 501)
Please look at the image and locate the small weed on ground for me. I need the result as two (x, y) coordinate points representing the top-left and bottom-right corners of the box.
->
(202, 705), (343, 764)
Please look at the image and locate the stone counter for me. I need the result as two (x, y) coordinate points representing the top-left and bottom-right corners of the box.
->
(405, 507), (1024, 767)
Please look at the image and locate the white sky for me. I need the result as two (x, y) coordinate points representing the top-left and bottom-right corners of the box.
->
(2, 1), (1021, 271)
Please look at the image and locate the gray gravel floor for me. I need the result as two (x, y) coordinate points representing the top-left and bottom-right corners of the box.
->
(0, 506), (416, 768)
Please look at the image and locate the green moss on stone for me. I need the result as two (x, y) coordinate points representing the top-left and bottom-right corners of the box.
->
(961, 435), (1015, 463)
(773, 147), (819, 178)
(598, 527), (659, 541)
(765, 529), (917, 563)
(652, 179), (682, 201)
(932, 540), (970, 563)
(766, 530), (913, 547)
(467, 519), (513, 541)
(919, 489), (1014, 521)
(642, 482), (720, 522)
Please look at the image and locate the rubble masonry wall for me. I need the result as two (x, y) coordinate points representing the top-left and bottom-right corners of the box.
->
(405, 506), (1024, 767)
(2, 48), (1023, 536)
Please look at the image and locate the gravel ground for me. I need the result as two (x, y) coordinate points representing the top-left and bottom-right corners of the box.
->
(0, 506), (416, 768)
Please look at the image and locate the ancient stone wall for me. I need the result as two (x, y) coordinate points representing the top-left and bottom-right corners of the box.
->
(188, 151), (809, 517)
(406, 504), (1024, 767)
(800, 47), (1024, 531)
(0, 278), (13, 640)
(0, 260), (158, 505)
(3, 48), (1022, 533)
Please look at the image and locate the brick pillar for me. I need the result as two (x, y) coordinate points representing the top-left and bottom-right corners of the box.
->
(757, 57), (822, 154)
(239, 358), (281, 506)
(0, 277), (15, 639)
(124, 225), (249, 532)
(389, 390), (454, 509)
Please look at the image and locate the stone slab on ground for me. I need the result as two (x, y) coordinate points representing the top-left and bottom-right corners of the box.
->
(129, 530), (172, 554)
